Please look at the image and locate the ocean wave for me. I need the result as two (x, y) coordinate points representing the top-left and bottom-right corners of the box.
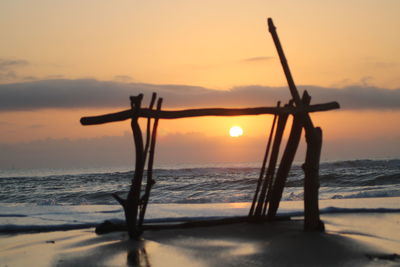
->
(320, 159), (400, 168)
(0, 159), (399, 205)
(331, 190), (400, 199)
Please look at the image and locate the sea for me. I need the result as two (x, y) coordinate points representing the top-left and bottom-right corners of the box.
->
(1, 159), (400, 233)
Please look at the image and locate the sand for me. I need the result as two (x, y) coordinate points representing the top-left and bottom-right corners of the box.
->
(1, 213), (399, 267)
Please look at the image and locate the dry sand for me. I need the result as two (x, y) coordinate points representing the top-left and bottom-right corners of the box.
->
(1, 214), (399, 267)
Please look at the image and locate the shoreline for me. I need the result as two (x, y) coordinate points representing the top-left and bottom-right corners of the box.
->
(1, 213), (399, 266)
(2, 197), (399, 233)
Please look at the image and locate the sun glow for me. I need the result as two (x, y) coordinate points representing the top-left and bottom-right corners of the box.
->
(229, 126), (243, 137)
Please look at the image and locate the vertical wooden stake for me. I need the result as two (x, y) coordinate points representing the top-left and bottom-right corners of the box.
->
(267, 91), (310, 219)
(143, 93), (157, 164)
(268, 18), (323, 230)
(249, 102), (280, 217)
(303, 127), (324, 231)
(112, 94), (145, 239)
(254, 105), (288, 217)
(138, 97), (163, 229)
(127, 94), (146, 239)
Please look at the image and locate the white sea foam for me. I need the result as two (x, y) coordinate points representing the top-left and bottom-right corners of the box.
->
(1, 159), (399, 233)
(1, 197), (399, 233)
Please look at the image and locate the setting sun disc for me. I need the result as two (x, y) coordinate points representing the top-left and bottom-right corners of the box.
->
(229, 126), (243, 137)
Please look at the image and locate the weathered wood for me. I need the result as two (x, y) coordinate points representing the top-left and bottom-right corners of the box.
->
(79, 18), (340, 237)
(126, 94), (146, 239)
(268, 18), (328, 230)
(143, 215), (291, 230)
(138, 98), (163, 229)
(249, 102), (280, 216)
(267, 91), (311, 219)
(95, 215), (292, 234)
(262, 104), (290, 216)
(268, 19), (301, 105)
(111, 94), (145, 239)
(303, 127), (324, 231)
(268, 18), (317, 135)
(80, 102), (339, 125)
(138, 93), (157, 229)
(254, 105), (289, 216)
(143, 93), (157, 164)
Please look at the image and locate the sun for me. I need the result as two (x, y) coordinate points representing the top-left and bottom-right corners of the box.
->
(229, 126), (243, 137)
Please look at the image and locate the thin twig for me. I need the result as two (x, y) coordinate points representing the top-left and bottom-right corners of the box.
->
(138, 98), (163, 228)
(249, 101), (280, 216)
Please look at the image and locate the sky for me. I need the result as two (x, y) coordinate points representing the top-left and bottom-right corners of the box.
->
(0, 0), (399, 170)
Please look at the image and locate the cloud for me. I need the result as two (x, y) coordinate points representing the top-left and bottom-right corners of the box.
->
(0, 58), (31, 82)
(363, 57), (398, 69)
(0, 70), (18, 81)
(114, 75), (133, 83)
(0, 59), (29, 70)
(0, 121), (14, 126)
(0, 135), (135, 169)
(241, 56), (273, 63)
(1, 132), (399, 170)
(302, 85), (400, 110)
(45, 74), (65, 79)
(0, 132), (289, 169)
(0, 78), (399, 111)
(28, 124), (45, 129)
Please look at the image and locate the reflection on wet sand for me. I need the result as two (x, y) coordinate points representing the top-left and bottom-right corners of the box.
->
(127, 247), (151, 267)
(4, 218), (395, 267)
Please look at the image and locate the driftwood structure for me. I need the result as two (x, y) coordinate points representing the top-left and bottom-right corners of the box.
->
(81, 18), (339, 239)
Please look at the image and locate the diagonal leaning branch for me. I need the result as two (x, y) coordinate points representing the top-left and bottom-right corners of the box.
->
(268, 18), (330, 231)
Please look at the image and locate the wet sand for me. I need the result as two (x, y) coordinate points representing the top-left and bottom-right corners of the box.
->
(1, 214), (399, 266)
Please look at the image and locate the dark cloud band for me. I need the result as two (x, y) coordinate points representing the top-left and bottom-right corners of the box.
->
(0, 79), (399, 111)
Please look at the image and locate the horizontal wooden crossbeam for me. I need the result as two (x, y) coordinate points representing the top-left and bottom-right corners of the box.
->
(80, 101), (339, 125)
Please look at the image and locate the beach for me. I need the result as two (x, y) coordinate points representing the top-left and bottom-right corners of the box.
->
(1, 203), (399, 266)
(1, 160), (399, 266)
(2, 0), (400, 265)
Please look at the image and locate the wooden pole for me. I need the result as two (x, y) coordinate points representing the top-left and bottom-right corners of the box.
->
(261, 103), (290, 216)
(267, 18), (318, 134)
(112, 94), (145, 239)
(249, 102), (280, 216)
(143, 93), (157, 165)
(138, 98), (163, 229)
(137, 92), (157, 231)
(268, 18), (326, 230)
(267, 91), (310, 219)
(303, 127), (324, 231)
(254, 104), (289, 217)
(80, 102), (339, 125)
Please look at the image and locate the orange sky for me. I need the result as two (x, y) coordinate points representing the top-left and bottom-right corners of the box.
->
(0, 0), (399, 168)
(1, 0), (399, 89)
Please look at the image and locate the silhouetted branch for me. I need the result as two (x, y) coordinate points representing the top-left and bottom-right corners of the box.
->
(80, 102), (339, 125)
(254, 102), (289, 216)
(249, 101), (280, 216)
(267, 91), (311, 219)
(138, 97), (163, 228)
(143, 93), (157, 165)
(268, 17), (327, 231)
(111, 193), (125, 206)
